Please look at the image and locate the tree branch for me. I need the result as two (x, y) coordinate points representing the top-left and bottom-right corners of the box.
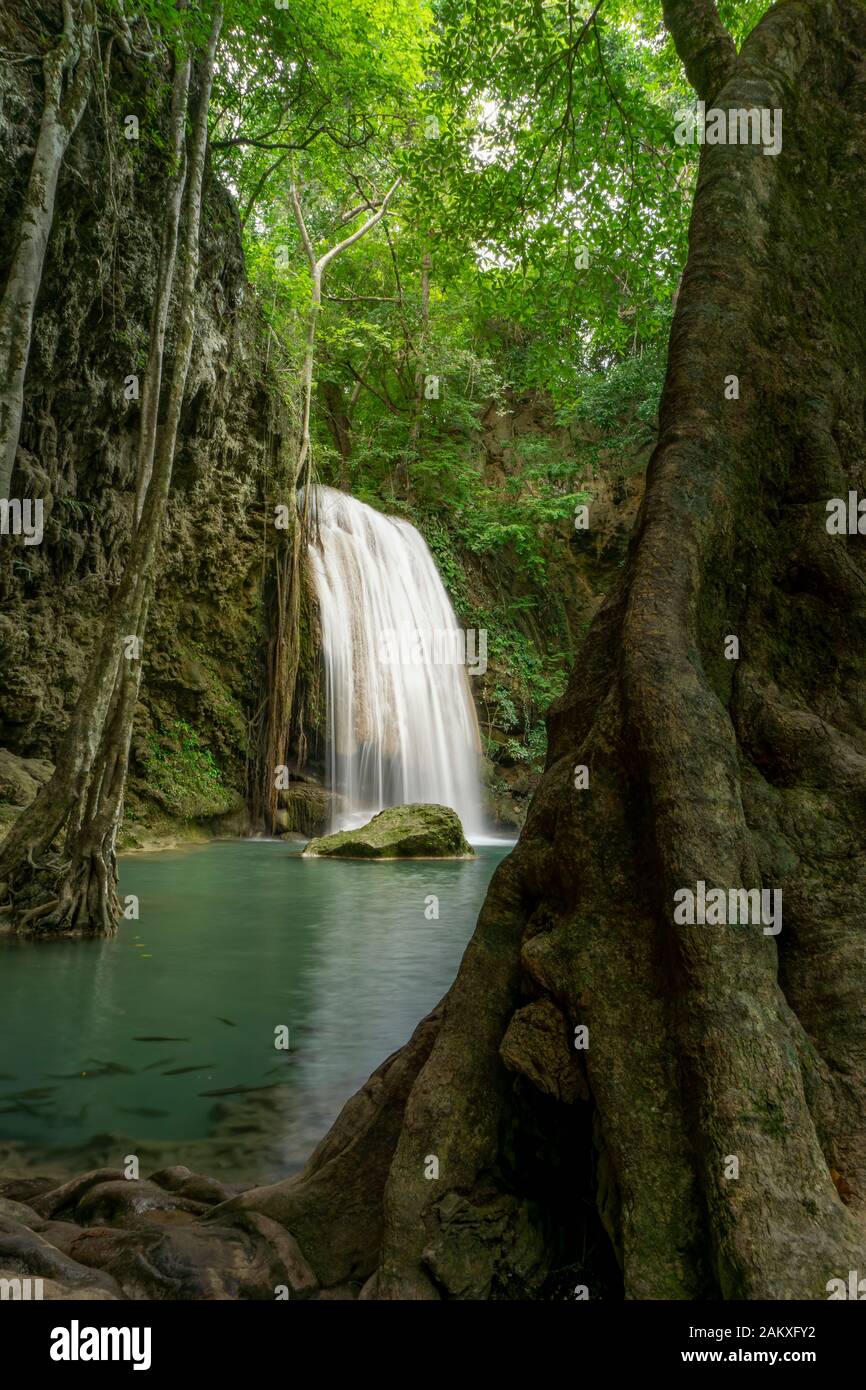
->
(211, 126), (325, 151)
(662, 0), (737, 102)
(344, 361), (403, 415)
(316, 177), (401, 276)
(288, 176), (316, 269)
(324, 294), (399, 303)
(239, 151), (290, 233)
(339, 199), (375, 225)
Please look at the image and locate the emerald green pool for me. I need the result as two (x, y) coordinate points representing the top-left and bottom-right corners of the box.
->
(0, 839), (510, 1185)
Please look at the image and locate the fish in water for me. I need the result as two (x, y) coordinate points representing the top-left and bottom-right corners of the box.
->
(118, 1106), (170, 1118)
(215, 1018), (237, 1027)
(161, 1064), (215, 1076)
(6, 1087), (57, 1101)
(85, 1059), (135, 1075)
(142, 1057), (175, 1071)
(132, 1036), (190, 1043)
(198, 1084), (274, 1098)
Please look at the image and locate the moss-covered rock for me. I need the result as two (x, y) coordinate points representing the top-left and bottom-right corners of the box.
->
(275, 782), (333, 837)
(140, 720), (241, 820)
(0, 748), (53, 807)
(302, 803), (474, 859)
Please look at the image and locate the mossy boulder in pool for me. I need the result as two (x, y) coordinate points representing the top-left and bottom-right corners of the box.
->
(302, 803), (474, 860)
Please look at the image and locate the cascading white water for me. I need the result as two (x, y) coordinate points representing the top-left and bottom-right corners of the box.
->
(306, 485), (483, 836)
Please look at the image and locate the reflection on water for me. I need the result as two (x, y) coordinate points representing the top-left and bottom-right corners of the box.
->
(0, 840), (510, 1184)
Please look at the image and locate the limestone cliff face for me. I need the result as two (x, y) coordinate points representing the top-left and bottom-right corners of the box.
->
(0, 3), (289, 839)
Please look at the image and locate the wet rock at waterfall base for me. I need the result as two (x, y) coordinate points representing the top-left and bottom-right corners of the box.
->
(275, 782), (333, 836)
(302, 804), (474, 860)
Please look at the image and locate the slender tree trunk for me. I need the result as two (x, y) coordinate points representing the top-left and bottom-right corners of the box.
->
(294, 263), (321, 494)
(133, 46), (193, 522)
(0, 4), (225, 936)
(320, 378), (352, 488)
(54, 3), (224, 934)
(0, 0), (96, 499)
(259, 519), (300, 834)
(256, 177), (401, 831)
(397, 247), (431, 494)
(288, 174), (401, 496)
(56, 601), (150, 935)
(223, 0), (866, 1298)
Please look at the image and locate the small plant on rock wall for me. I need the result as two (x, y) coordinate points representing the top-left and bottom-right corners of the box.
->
(491, 683), (519, 733)
(506, 722), (547, 770)
(143, 720), (227, 819)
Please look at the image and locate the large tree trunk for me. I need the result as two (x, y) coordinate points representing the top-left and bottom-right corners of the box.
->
(224, 0), (866, 1298)
(0, 0), (96, 499)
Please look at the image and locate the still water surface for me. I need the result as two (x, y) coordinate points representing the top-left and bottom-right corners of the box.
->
(0, 839), (510, 1181)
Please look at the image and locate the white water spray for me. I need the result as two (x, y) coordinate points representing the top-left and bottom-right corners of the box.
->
(306, 486), (483, 835)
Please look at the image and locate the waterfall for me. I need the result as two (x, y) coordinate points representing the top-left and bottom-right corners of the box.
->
(306, 486), (483, 836)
